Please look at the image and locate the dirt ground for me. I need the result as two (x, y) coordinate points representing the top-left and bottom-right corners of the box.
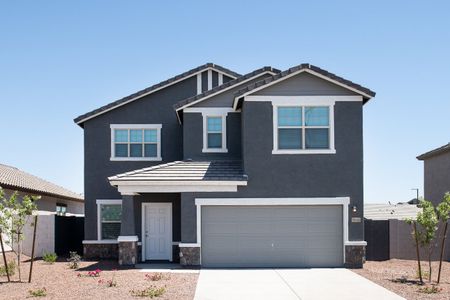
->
(0, 252), (198, 299)
(353, 259), (450, 300)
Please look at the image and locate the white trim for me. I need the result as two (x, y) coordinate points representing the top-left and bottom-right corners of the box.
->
(194, 197), (351, 265)
(117, 235), (138, 242)
(207, 69), (212, 90)
(83, 240), (118, 244)
(176, 70), (277, 112)
(111, 180), (247, 186)
(76, 67), (238, 124)
(141, 202), (173, 262)
(110, 124), (162, 161)
(196, 73), (202, 94)
(246, 95), (362, 104)
(232, 68), (372, 109)
(184, 107), (236, 114)
(96, 199), (122, 241)
(218, 73), (223, 85)
(202, 111), (228, 153)
(117, 183), (244, 194)
(272, 102), (336, 155)
(345, 241), (367, 246)
(179, 243), (201, 248)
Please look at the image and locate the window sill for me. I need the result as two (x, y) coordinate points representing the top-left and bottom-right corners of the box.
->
(272, 149), (336, 155)
(202, 148), (228, 153)
(110, 157), (162, 161)
(82, 240), (118, 244)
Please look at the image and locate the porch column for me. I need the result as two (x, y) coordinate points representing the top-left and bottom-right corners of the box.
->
(118, 194), (138, 266)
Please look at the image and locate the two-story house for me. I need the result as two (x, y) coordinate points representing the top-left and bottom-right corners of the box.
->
(74, 63), (375, 268)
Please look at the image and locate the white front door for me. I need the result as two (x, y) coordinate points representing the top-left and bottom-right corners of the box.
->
(142, 203), (172, 261)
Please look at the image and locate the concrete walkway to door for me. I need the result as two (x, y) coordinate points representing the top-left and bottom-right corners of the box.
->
(194, 268), (404, 300)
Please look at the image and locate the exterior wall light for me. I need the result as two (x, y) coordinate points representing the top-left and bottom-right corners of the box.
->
(352, 205), (358, 213)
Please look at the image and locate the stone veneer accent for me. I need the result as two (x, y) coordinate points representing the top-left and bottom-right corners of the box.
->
(118, 241), (138, 265)
(179, 246), (200, 266)
(84, 243), (118, 259)
(344, 245), (365, 268)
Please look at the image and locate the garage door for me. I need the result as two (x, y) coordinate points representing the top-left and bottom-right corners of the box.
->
(201, 205), (343, 268)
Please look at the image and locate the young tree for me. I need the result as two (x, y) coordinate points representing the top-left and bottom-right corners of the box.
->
(0, 187), (11, 282)
(2, 191), (38, 282)
(436, 192), (450, 284)
(406, 198), (439, 284)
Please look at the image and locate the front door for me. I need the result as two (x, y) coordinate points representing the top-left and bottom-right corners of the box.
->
(143, 203), (172, 261)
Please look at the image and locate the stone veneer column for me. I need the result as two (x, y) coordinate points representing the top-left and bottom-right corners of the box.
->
(118, 195), (139, 266)
(344, 243), (366, 268)
(179, 246), (201, 266)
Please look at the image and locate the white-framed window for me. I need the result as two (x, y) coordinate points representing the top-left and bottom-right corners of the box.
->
(97, 199), (122, 241)
(201, 110), (228, 153)
(56, 203), (67, 216)
(110, 124), (162, 161)
(273, 102), (335, 154)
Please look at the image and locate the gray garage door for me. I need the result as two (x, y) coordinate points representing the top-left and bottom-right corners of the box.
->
(201, 205), (343, 268)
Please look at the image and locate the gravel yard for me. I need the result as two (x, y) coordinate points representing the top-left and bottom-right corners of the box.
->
(353, 259), (450, 300)
(0, 252), (198, 300)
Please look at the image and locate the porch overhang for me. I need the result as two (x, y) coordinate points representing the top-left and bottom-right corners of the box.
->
(108, 160), (248, 194)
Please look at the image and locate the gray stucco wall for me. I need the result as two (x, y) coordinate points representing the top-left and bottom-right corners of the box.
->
(82, 76), (196, 240)
(183, 112), (242, 160)
(254, 72), (359, 96)
(423, 151), (450, 206)
(180, 100), (364, 243)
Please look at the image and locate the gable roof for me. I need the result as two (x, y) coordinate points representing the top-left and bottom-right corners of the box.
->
(233, 63), (376, 109)
(0, 164), (83, 202)
(417, 143), (450, 160)
(173, 66), (280, 113)
(74, 63), (241, 126)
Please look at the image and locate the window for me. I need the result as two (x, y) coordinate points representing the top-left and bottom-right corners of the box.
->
(202, 112), (227, 153)
(97, 200), (122, 240)
(56, 203), (67, 216)
(110, 124), (161, 161)
(274, 105), (335, 154)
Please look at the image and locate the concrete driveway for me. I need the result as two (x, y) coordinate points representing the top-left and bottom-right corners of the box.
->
(194, 268), (404, 300)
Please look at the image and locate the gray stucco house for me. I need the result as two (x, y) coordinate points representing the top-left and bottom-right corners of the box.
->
(74, 63), (375, 268)
(417, 143), (450, 206)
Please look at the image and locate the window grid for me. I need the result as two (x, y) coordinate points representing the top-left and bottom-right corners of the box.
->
(206, 116), (223, 149)
(277, 106), (330, 150)
(111, 126), (160, 160)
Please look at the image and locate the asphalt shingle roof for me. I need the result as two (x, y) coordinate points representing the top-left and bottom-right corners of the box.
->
(417, 143), (450, 160)
(173, 66), (280, 111)
(108, 160), (247, 182)
(0, 164), (83, 201)
(233, 63), (376, 107)
(74, 63), (241, 126)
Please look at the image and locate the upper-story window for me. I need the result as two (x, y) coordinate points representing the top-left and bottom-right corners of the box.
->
(110, 124), (162, 161)
(273, 104), (335, 154)
(202, 112), (228, 153)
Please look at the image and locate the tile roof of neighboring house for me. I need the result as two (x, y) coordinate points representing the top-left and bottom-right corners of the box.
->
(233, 63), (376, 108)
(0, 164), (83, 202)
(173, 66), (281, 111)
(364, 203), (421, 220)
(108, 160), (247, 182)
(417, 143), (450, 160)
(74, 63), (241, 126)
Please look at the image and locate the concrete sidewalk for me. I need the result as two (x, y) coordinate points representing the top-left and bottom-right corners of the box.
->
(194, 268), (404, 300)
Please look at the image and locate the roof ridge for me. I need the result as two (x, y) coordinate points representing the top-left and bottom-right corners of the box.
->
(74, 63), (241, 125)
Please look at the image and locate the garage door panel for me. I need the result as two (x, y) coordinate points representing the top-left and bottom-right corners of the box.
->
(201, 205), (343, 268)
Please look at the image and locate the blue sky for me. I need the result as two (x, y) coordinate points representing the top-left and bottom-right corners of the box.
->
(1, 1), (449, 203)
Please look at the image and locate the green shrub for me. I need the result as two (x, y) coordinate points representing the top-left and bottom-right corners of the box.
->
(42, 252), (57, 264)
(418, 285), (442, 294)
(0, 260), (16, 276)
(28, 288), (47, 297)
(67, 251), (81, 269)
(130, 286), (166, 298)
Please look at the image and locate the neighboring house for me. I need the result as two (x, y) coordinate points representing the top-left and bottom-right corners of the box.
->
(417, 143), (450, 206)
(74, 62), (376, 268)
(0, 163), (84, 256)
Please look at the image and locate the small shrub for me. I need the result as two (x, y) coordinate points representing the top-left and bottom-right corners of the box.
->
(28, 288), (47, 297)
(145, 273), (168, 281)
(42, 252), (57, 264)
(130, 286), (166, 298)
(416, 269), (430, 280)
(87, 269), (102, 277)
(0, 260), (16, 276)
(67, 251), (81, 269)
(418, 285), (442, 294)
